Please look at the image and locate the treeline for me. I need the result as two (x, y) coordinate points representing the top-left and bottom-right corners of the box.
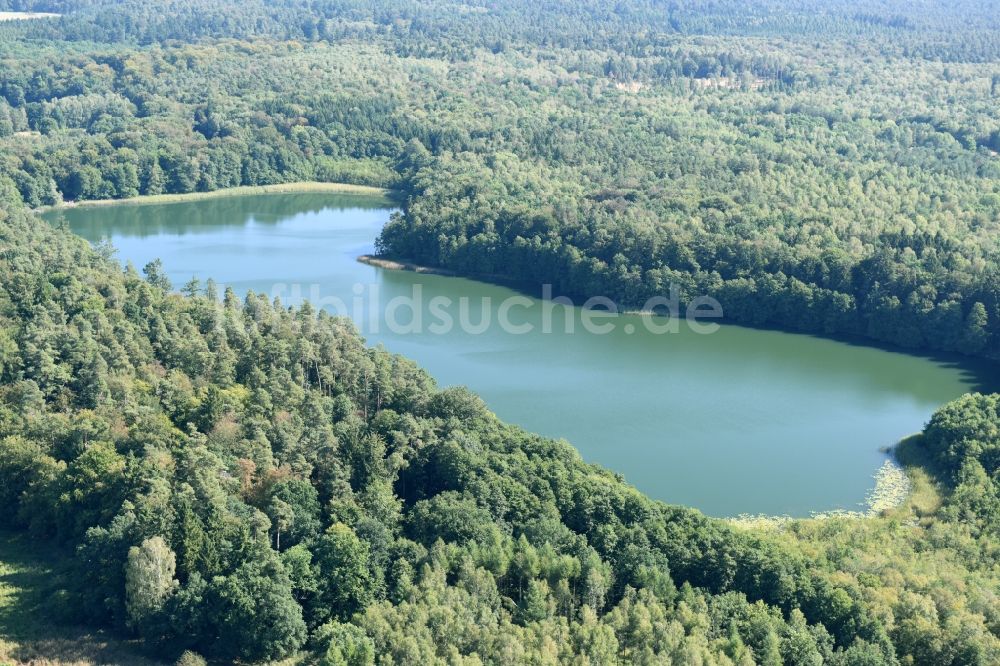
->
(1, 195), (998, 663)
(3, 0), (1000, 62)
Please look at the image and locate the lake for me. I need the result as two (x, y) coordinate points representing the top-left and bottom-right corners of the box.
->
(45, 193), (997, 516)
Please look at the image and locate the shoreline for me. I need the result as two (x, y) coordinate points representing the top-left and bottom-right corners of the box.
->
(728, 438), (921, 528)
(360, 253), (936, 527)
(357, 255), (459, 277)
(363, 256), (998, 390)
(357, 254), (527, 288)
(37, 181), (398, 212)
(47, 204), (967, 527)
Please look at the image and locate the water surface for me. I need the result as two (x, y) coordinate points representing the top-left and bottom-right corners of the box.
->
(46, 193), (996, 516)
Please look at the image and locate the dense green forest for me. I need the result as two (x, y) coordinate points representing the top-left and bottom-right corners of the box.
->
(0, 0), (998, 664)
(0, 0), (999, 357)
(1, 186), (999, 665)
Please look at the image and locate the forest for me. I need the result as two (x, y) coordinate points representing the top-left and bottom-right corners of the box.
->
(0, 0), (997, 664)
(1, 0), (998, 358)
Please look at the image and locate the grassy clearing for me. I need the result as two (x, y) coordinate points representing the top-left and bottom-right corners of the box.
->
(889, 433), (944, 523)
(39, 182), (397, 212)
(0, 531), (161, 666)
(0, 12), (60, 21)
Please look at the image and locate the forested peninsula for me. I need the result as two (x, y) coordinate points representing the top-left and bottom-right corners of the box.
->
(0, 1), (998, 664)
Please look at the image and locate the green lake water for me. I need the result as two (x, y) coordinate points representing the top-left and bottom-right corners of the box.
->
(45, 193), (998, 516)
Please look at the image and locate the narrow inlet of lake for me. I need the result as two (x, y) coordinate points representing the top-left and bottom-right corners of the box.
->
(45, 193), (998, 516)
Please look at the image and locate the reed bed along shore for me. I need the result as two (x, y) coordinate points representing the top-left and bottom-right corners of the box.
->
(730, 459), (913, 530)
(38, 182), (396, 211)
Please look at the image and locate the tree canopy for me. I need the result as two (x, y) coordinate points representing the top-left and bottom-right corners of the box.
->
(0, 0), (998, 663)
